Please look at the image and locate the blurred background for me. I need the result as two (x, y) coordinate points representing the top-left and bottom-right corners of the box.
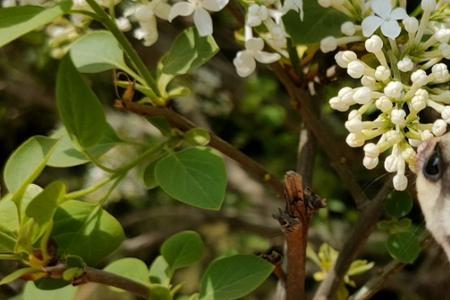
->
(0, 9), (449, 300)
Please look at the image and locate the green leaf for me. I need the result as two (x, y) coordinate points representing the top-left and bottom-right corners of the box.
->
(155, 147), (227, 210)
(48, 125), (120, 168)
(141, 160), (159, 190)
(283, 1), (349, 44)
(161, 231), (204, 271)
(0, 231), (16, 253)
(385, 191), (413, 218)
(386, 231), (421, 263)
(70, 30), (129, 73)
(23, 282), (77, 300)
(149, 256), (171, 286)
(104, 258), (150, 289)
(52, 200), (125, 265)
(0, 1), (72, 48)
(56, 56), (107, 148)
(0, 268), (38, 285)
(161, 27), (219, 75)
(199, 255), (273, 300)
(26, 181), (65, 226)
(4, 136), (58, 194)
(149, 284), (172, 300)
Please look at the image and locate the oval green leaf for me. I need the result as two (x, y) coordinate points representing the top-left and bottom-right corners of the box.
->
(161, 231), (204, 271)
(199, 255), (274, 300)
(386, 231), (421, 263)
(0, 1), (72, 48)
(56, 56), (107, 148)
(70, 31), (128, 73)
(149, 256), (171, 286)
(4, 136), (58, 194)
(24, 282), (77, 300)
(104, 258), (150, 289)
(51, 200), (125, 265)
(26, 181), (65, 226)
(155, 147), (227, 210)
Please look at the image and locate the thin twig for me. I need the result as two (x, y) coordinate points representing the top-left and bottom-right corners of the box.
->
(297, 127), (316, 186)
(45, 264), (150, 299)
(119, 101), (285, 196)
(313, 178), (393, 300)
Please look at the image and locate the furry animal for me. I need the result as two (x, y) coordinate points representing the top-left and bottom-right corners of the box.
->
(416, 133), (450, 261)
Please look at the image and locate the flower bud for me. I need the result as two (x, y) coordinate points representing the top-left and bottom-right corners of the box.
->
(411, 95), (427, 111)
(338, 87), (355, 105)
(320, 36), (338, 53)
(432, 119), (447, 136)
(439, 43), (450, 59)
(391, 109), (406, 126)
(422, 0), (436, 11)
(361, 76), (377, 88)
(329, 96), (348, 111)
(441, 106), (450, 122)
(363, 156), (379, 169)
(353, 86), (372, 104)
(408, 138), (422, 147)
(375, 96), (393, 112)
(435, 28), (450, 44)
(384, 155), (398, 172)
(347, 60), (365, 79)
(346, 133), (365, 147)
(364, 143), (379, 157)
(116, 17), (131, 32)
(410, 69), (428, 85)
(415, 88), (429, 98)
(431, 63), (449, 82)
(393, 173), (408, 191)
(365, 35), (383, 53)
(385, 130), (401, 143)
(375, 66), (391, 81)
(384, 81), (403, 99)
(341, 21), (356, 36)
(397, 57), (414, 72)
(402, 147), (415, 161)
(402, 17), (419, 33)
(421, 130), (433, 140)
(345, 118), (363, 132)
(247, 4), (268, 27)
(334, 51), (357, 68)
(348, 109), (361, 120)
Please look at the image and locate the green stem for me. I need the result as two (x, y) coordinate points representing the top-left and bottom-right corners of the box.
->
(82, 149), (116, 173)
(0, 254), (22, 261)
(84, 0), (160, 97)
(65, 176), (115, 199)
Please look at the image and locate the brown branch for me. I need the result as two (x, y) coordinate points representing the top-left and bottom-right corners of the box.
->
(271, 63), (369, 209)
(119, 101), (285, 197)
(45, 264), (150, 299)
(275, 172), (326, 300)
(297, 127), (316, 186)
(313, 178), (393, 300)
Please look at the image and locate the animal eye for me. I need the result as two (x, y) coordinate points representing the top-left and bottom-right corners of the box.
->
(423, 148), (442, 181)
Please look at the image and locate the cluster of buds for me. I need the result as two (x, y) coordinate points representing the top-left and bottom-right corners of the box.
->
(322, 0), (450, 190)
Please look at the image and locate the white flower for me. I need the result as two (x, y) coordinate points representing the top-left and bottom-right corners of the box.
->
(384, 81), (403, 99)
(361, 0), (408, 39)
(431, 63), (449, 82)
(432, 119), (447, 136)
(391, 109), (406, 126)
(320, 36), (337, 53)
(364, 143), (379, 158)
(317, 0), (331, 8)
(375, 96), (392, 112)
(247, 4), (268, 27)
(435, 28), (450, 44)
(441, 106), (450, 122)
(347, 60), (365, 79)
(346, 133), (365, 147)
(421, 0), (436, 12)
(233, 38), (280, 77)
(439, 43), (450, 59)
(169, 0), (228, 36)
(353, 86), (372, 104)
(365, 35), (383, 53)
(397, 57), (413, 72)
(363, 156), (379, 169)
(126, 0), (171, 46)
(375, 65), (391, 81)
(116, 17), (132, 32)
(410, 69), (428, 85)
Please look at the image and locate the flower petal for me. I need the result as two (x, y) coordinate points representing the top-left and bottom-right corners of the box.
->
(254, 51), (281, 64)
(390, 7), (408, 20)
(168, 2), (194, 21)
(381, 20), (401, 38)
(245, 37), (264, 51)
(233, 51), (256, 77)
(371, 0), (391, 18)
(361, 16), (384, 37)
(154, 2), (171, 20)
(202, 0), (228, 12)
(193, 8), (213, 36)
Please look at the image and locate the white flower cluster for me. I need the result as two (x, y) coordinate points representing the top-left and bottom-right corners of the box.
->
(233, 0), (304, 77)
(322, 0), (450, 190)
